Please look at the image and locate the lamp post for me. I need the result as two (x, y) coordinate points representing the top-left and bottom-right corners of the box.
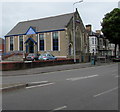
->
(73, 0), (83, 63)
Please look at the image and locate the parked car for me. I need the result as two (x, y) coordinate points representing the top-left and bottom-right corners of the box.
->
(39, 53), (57, 60)
(26, 53), (39, 61)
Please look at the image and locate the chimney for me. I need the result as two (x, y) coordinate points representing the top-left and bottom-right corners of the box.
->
(86, 24), (92, 32)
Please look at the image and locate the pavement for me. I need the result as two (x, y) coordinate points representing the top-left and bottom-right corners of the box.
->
(2, 61), (115, 76)
(1, 61), (117, 92)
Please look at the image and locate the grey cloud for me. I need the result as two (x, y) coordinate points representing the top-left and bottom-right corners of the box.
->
(2, 2), (118, 38)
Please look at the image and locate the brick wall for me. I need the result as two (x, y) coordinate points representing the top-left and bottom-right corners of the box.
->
(0, 38), (5, 53)
(0, 59), (79, 71)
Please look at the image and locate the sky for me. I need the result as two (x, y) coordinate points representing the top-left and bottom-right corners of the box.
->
(0, 0), (120, 38)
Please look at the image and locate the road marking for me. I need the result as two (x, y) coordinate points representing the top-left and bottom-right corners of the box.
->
(51, 106), (67, 111)
(93, 87), (118, 97)
(41, 69), (80, 75)
(66, 74), (99, 81)
(28, 81), (48, 84)
(26, 83), (55, 89)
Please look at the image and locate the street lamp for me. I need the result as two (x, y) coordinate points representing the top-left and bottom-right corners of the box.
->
(73, 0), (83, 5)
(73, 0), (83, 63)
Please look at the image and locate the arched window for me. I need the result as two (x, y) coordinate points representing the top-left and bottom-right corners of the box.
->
(10, 36), (13, 51)
(52, 32), (58, 51)
(39, 34), (44, 51)
(19, 35), (23, 51)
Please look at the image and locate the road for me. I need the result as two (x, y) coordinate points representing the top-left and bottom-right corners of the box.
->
(2, 63), (119, 111)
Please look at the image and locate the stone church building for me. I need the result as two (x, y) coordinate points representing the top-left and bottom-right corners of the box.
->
(5, 9), (89, 59)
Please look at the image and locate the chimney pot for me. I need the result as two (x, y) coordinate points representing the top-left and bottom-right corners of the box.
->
(86, 24), (92, 32)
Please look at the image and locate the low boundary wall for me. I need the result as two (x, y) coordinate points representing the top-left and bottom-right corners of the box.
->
(0, 59), (79, 71)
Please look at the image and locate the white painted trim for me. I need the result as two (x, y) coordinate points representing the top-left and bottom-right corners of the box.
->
(58, 31), (60, 51)
(8, 37), (10, 51)
(23, 35), (25, 51)
(51, 32), (53, 51)
(38, 33), (46, 52)
(13, 36), (14, 51)
(51, 31), (60, 51)
(38, 34), (40, 51)
(18, 36), (20, 51)
(18, 35), (24, 51)
(44, 33), (46, 51)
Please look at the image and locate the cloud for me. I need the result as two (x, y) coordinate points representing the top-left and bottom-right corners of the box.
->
(0, 0), (120, 2)
(1, 1), (118, 38)
(79, 2), (118, 31)
(2, 2), (73, 37)
(0, 2), (2, 37)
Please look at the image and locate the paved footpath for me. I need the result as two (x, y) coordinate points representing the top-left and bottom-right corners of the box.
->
(1, 62), (91, 91)
(1, 62), (116, 91)
(2, 62), (114, 77)
(2, 63), (91, 76)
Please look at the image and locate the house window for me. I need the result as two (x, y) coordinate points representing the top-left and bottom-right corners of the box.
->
(19, 36), (23, 51)
(10, 36), (13, 51)
(92, 38), (94, 44)
(95, 38), (97, 45)
(52, 32), (58, 51)
(39, 34), (44, 51)
(99, 39), (102, 45)
(92, 49), (95, 53)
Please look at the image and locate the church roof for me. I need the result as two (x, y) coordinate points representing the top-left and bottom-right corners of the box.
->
(5, 13), (74, 37)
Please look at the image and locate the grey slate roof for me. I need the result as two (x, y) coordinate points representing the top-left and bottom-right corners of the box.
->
(86, 30), (104, 38)
(6, 13), (74, 37)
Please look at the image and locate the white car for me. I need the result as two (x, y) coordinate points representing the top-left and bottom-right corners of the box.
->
(39, 53), (57, 60)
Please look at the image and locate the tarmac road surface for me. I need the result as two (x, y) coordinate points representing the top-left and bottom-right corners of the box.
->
(2, 63), (119, 111)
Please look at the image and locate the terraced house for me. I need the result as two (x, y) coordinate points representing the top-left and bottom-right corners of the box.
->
(5, 9), (89, 59)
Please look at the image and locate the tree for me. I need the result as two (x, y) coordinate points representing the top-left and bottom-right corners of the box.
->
(101, 8), (120, 57)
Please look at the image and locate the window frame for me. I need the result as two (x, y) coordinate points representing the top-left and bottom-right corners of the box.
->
(10, 36), (14, 51)
(19, 35), (23, 51)
(39, 34), (44, 51)
(92, 38), (94, 45)
(52, 31), (59, 51)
